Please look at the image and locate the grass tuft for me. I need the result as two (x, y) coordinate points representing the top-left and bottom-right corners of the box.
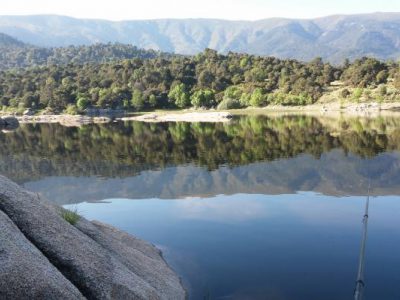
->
(61, 207), (80, 225)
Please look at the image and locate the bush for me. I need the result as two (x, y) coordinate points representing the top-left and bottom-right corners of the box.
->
(64, 104), (79, 115)
(341, 89), (351, 98)
(378, 85), (387, 96)
(270, 92), (312, 106)
(9, 98), (19, 108)
(240, 93), (251, 107)
(353, 88), (363, 102)
(363, 89), (372, 100)
(395, 73), (400, 89)
(217, 98), (242, 110)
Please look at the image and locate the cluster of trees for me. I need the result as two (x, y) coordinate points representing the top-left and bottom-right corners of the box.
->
(1, 116), (399, 182)
(0, 47), (398, 112)
(0, 42), (162, 70)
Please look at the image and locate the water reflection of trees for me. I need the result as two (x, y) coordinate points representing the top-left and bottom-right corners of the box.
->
(1, 115), (400, 182)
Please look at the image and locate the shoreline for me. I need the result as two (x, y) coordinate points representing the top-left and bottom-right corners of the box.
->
(2, 101), (400, 127)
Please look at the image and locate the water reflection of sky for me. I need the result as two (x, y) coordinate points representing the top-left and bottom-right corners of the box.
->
(66, 193), (400, 300)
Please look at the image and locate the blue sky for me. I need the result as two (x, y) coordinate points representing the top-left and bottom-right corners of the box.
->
(3, 0), (400, 20)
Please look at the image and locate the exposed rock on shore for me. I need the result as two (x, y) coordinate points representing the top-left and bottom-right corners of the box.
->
(16, 114), (112, 127)
(0, 175), (185, 299)
(0, 116), (19, 131)
(0, 210), (84, 299)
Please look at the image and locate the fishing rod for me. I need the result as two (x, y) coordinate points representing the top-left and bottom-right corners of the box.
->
(354, 179), (371, 300)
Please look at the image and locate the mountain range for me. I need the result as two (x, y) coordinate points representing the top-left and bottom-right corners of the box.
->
(0, 13), (400, 63)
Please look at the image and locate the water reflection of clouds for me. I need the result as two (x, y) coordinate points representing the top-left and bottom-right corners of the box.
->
(173, 193), (400, 228)
(174, 195), (268, 222)
(66, 193), (400, 230)
(172, 193), (355, 224)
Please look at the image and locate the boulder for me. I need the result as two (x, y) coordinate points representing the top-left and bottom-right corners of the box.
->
(76, 219), (186, 300)
(0, 210), (84, 300)
(0, 175), (185, 299)
(2, 116), (19, 130)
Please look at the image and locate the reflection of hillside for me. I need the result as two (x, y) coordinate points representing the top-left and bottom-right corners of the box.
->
(1, 115), (400, 184)
(23, 150), (400, 205)
(0, 116), (400, 199)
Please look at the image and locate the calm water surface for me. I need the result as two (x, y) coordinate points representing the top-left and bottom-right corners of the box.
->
(2, 115), (400, 299)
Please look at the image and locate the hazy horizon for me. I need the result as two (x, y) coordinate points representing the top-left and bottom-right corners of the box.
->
(3, 0), (400, 21)
(1, 11), (400, 22)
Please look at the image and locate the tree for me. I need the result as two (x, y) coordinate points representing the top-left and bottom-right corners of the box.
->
(198, 70), (215, 88)
(148, 94), (157, 108)
(131, 89), (145, 110)
(168, 83), (190, 108)
(341, 57), (388, 87)
(190, 89), (215, 108)
(21, 92), (38, 108)
(77, 96), (89, 110)
(249, 88), (265, 107)
(39, 77), (56, 107)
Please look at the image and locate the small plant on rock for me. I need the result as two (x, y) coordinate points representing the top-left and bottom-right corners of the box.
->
(61, 207), (80, 225)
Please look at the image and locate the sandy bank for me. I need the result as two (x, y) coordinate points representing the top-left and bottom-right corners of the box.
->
(120, 111), (233, 123)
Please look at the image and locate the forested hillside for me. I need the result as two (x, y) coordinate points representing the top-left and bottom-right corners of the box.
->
(1, 48), (399, 113)
(0, 33), (163, 70)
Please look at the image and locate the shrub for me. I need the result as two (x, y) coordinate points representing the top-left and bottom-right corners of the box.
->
(9, 98), (19, 108)
(378, 85), (387, 96)
(64, 104), (79, 115)
(270, 92), (312, 106)
(363, 89), (372, 100)
(239, 93), (251, 107)
(217, 98), (242, 110)
(352, 88), (363, 102)
(341, 89), (351, 98)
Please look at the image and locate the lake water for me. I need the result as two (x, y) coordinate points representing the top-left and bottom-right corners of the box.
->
(2, 114), (400, 299)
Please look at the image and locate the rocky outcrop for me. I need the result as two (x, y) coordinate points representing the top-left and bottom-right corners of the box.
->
(0, 210), (84, 299)
(16, 114), (111, 127)
(0, 175), (185, 300)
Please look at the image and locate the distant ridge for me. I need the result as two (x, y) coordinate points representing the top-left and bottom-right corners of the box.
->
(0, 32), (25, 47)
(1, 13), (400, 62)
